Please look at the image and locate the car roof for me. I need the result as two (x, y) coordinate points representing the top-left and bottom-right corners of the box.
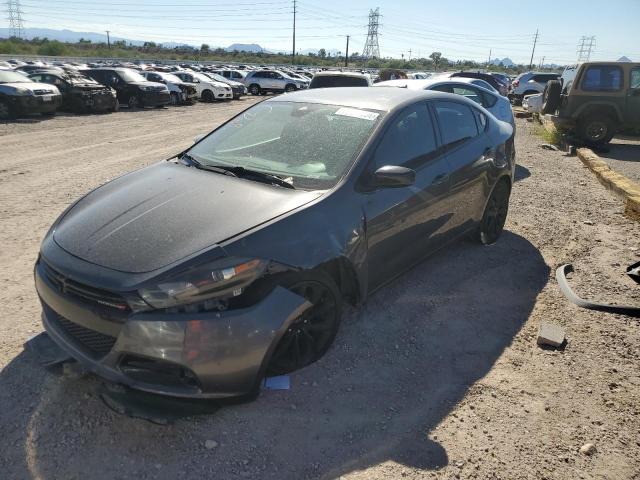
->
(313, 71), (369, 78)
(374, 78), (497, 94)
(268, 87), (460, 112)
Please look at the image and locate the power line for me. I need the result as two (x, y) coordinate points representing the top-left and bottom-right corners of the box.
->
(362, 7), (380, 59)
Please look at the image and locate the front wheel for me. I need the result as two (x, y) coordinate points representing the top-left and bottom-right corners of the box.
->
(577, 115), (616, 146)
(267, 271), (342, 375)
(248, 84), (261, 96)
(475, 180), (510, 245)
(201, 90), (214, 102)
(284, 84), (296, 93)
(170, 92), (180, 106)
(127, 95), (140, 109)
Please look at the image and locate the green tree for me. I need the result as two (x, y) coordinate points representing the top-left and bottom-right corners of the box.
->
(318, 48), (327, 58)
(38, 40), (66, 56)
(429, 51), (442, 71)
(201, 43), (210, 53)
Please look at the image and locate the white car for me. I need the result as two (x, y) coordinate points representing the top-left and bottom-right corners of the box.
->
(374, 77), (515, 129)
(508, 72), (559, 104)
(142, 71), (198, 105)
(522, 93), (543, 113)
(173, 71), (232, 102)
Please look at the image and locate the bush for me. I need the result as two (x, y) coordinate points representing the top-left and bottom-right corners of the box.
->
(37, 40), (67, 56)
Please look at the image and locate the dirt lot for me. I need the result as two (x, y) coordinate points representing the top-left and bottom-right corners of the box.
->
(0, 104), (639, 480)
(596, 135), (640, 183)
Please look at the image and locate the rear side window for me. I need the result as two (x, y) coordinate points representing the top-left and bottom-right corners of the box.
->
(435, 101), (479, 146)
(373, 103), (437, 169)
(631, 68), (640, 89)
(581, 65), (623, 91)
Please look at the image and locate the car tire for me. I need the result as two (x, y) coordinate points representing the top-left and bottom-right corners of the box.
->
(285, 84), (296, 93)
(0, 100), (16, 120)
(201, 90), (214, 102)
(170, 92), (180, 106)
(127, 95), (140, 109)
(475, 180), (510, 245)
(577, 114), (616, 146)
(266, 270), (342, 376)
(40, 111), (56, 117)
(111, 102), (119, 113)
(542, 80), (562, 114)
(248, 84), (261, 96)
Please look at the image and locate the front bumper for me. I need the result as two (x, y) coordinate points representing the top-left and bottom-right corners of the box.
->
(140, 90), (171, 106)
(216, 90), (233, 100)
(70, 91), (117, 112)
(35, 261), (310, 398)
(11, 94), (62, 115)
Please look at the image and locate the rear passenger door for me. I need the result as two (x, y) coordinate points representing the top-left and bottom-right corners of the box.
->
(363, 102), (454, 290)
(434, 100), (492, 232)
(626, 67), (640, 124)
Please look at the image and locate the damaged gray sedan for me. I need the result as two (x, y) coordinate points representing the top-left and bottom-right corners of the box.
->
(35, 88), (514, 398)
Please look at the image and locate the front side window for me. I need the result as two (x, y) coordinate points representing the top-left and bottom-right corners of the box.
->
(435, 101), (479, 146)
(188, 101), (381, 190)
(582, 66), (623, 91)
(631, 68), (640, 89)
(373, 103), (437, 169)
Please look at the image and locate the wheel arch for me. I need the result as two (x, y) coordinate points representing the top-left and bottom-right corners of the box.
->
(316, 257), (361, 305)
(573, 102), (623, 123)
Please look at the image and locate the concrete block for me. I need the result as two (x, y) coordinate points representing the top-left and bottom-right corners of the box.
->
(537, 323), (566, 348)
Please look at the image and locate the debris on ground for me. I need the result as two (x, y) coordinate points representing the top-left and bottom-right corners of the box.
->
(540, 143), (559, 151)
(205, 440), (219, 450)
(262, 375), (290, 390)
(580, 443), (597, 455)
(62, 361), (88, 380)
(537, 322), (566, 348)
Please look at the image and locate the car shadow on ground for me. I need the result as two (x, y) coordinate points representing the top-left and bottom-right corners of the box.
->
(596, 143), (640, 163)
(515, 164), (531, 182)
(0, 231), (549, 479)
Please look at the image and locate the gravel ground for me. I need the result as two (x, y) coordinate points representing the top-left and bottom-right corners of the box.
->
(596, 135), (640, 183)
(0, 107), (639, 480)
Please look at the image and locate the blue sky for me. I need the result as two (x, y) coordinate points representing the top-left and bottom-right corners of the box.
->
(14, 0), (640, 63)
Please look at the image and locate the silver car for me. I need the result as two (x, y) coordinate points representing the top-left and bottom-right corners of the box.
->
(243, 70), (307, 95)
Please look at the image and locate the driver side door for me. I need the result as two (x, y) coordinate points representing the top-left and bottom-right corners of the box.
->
(362, 102), (454, 291)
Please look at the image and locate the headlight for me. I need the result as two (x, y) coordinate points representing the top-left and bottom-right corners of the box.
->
(138, 258), (267, 310)
(13, 87), (33, 96)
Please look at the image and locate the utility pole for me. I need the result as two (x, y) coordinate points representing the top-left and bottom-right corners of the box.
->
(408, 49), (412, 61)
(539, 56), (545, 68)
(292, 0), (297, 65)
(345, 35), (350, 67)
(528, 29), (538, 69)
(487, 48), (492, 67)
(106, 30), (111, 50)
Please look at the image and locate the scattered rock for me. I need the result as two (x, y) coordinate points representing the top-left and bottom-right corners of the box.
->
(580, 443), (597, 455)
(62, 361), (88, 380)
(205, 440), (218, 450)
(537, 323), (566, 348)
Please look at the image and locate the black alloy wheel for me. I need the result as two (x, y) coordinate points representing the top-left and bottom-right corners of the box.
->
(127, 95), (139, 109)
(268, 273), (341, 375)
(578, 115), (615, 146)
(202, 90), (214, 102)
(476, 180), (510, 245)
(285, 84), (296, 93)
(170, 92), (180, 105)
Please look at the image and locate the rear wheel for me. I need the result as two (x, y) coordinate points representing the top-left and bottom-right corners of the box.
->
(267, 271), (342, 375)
(201, 90), (214, 102)
(577, 114), (616, 146)
(475, 180), (510, 245)
(249, 84), (261, 96)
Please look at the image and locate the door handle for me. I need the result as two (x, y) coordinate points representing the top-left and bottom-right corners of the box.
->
(432, 173), (449, 186)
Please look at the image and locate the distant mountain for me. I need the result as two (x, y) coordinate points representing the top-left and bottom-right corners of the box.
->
(225, 43), (264, 53)
(490, 57), (514, 67)
(618, 56), (632, 62)
(0, 27), (145, 45)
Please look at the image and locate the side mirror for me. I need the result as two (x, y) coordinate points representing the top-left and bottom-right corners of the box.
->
(193, 133), (206, 143)
(373, 165), (416, 188)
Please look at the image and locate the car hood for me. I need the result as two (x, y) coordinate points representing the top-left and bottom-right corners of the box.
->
(53, 161), (322, 273)
(130, 80), (167, 89)
(0, 81), (59, 93)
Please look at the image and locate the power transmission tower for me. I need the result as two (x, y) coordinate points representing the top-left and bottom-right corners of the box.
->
(7, 0), (25, 38)
(577, 36), (596, 62)
(362, 7), (381, 59)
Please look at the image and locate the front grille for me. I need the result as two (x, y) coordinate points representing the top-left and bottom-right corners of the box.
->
(41, 261), (130, 312)
(33, 89), (52, 95)
(52, 314), (117, 358)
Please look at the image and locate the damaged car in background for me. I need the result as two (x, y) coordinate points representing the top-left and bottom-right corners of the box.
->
(35, 88), (515, 399)
(28, 69), (118, 113)
(141, 71), (198, 105)
(0, 70), (62, 119)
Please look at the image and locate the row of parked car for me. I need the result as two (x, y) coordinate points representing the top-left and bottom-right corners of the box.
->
(0, 59), (258, 120)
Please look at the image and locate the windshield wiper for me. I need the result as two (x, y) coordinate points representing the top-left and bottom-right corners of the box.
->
(225, 166), (296, 189)
(179, 154), (238, 177)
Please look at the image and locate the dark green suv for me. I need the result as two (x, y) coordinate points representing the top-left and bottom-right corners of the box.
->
(541, 62), (640, 145)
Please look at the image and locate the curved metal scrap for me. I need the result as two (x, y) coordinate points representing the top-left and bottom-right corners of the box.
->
(555, 264), (640, 318)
